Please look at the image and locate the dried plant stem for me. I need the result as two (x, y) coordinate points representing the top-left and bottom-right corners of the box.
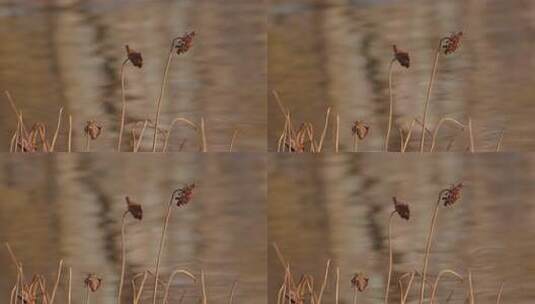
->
(385, 211), (395, 304)
(133, 120), (149, 152)
(152, 42), (176, 152)
(200, 117), (207, 152)
(335, 114), (340, 152)
(429, 269), (463, 304)
(49, 259), (63, 304)
(163, 117), (198, 152)
(496, 130), (505, 152)
(468, 117), (475, 152)
(133, 271), (149, 304)
(401, 119), (417, 152)
(352, 134), (358, 152)
(399, 271), (416, 304)
(151, 190), (180, 304)
(419, 189), (448, 304)
(85, 134), (90, 152)
(68, 115), (72, 152)
(429, 117), (465, 152)
(118, 59), (129, 152)
(468, 271), (475, 304)
(420, 40), (446, 152)
(353, 288), (357, 304)
(50, 107), (63, 152)
(68, 267), (72, 304)
(496, 282), (504, 304)
(335, 267), (340, 304)
(228, 280), (238, 304)
(162, 269), (196, 304)
(385, 60), (395, 151)
(85, 285), (90, 304)
(118, 212), (128, 304)
(318, 108), (332, 152)
(201, 270), (208, 304)
(229, 129), (239, 152)
(317, 259), (331, 304)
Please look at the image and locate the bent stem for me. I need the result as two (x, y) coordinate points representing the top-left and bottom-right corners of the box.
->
(152, 39), (179, 152)
(429, 117), (465, 152)
(385, 59), (395, 151)
(151, 189), (181, 304)
(162, 269), (196, 304)
(429, 269), (463, 304)
(118, 59), (129, 152)
(50, 259), (63, 304)
(118, 211), (128, 304)
(419, 39), (446, 152)
(496, 282), (504, 304)
(418, 189), (448, 304)
(385, 211), (396, 304)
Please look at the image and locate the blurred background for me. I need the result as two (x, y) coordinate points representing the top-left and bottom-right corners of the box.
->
(0, 0), (266, 151)
(0, 154), (266, 303)
(269, 0), (535, 151)
(269, 154), (535, 303)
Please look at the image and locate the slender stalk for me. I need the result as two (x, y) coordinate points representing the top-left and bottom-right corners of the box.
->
(385, 60), (395, 151)
(85, 134), (90, 152)
(317, 108), (331, 152)
(353, 288), (357, 304)
(152, 40), (178, 152)
(335, 267), (340, 304)
(317, 259), (330, 304)
(419, 40), (446, 152)
(429, 117), (465, 152)
(133, 120), (149, 152)
(118, 212), (128, 304)
(418, 189), (448, 304)
(496, 282), (504, 304)
(335, 114), (340, 152)
(229, 129), (239, 152)
(385, 212), (395, 304)
(49, 259), (63, 304)
(201, 270), (208, 304)
(228, 280), (238, 304)
(353, 134), (358, 152)
(400, 271), (416, 304)
(133, 271), (149, 304)
(200, 117), (207, 152)
(429, 269), (463, 304)
(85, 286), (90, 304)
(495, 130), (505, 152)
(68, 267), (72, 304)
(68, 115), (72, 152)
(118, 59), (129, 152)
(468, 271), (474, 304)
(162, 269), (196, 304)
(468, 117), (475, 152)
(50, 107), (63, 152)
(151, 189), (181, 304)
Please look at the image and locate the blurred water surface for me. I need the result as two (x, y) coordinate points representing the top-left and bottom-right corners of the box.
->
(0, 0), (266, 151)
(0, 154), (266, 303)
(269, 0), (535, 151)
(269, 154), (535, 303)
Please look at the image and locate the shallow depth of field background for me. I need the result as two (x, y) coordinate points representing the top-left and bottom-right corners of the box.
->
(0, 154), (266, 303)
(0, 0), (266, 151)
(269, 0), (535, 151)
(269, 154), (535, 303)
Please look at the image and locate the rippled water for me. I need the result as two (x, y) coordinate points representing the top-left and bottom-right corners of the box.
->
(0, 0), (266, 151)
(269, 0), (535, 151)
(0, 154), (266, 303)
(269, 154), (535, 303)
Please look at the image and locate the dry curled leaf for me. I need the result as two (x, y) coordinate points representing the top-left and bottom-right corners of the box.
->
(392, 197), (410, 220)
(125, 45), (143, 68)
(393, 45), (410, 68)
(84, 273), (102, 292)
(351, 272), (369, 292)
(84, 120), (102, 140)
(352, 121), (370, 140)
(125, 196), (143, 220)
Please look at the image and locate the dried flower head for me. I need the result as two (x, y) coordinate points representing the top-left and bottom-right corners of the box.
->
(393, 45), (410, 68)
(84, 120), (102, 140)
(392, 197), (410, 220)
(351, 272), (369, 292)
(175, 31), (195, 55)
(442, 32), (463, 55)
(125, 196), (143, 220)
(352, 121), (370, 140)
(175, 183), (196, 207)
(442, 182), (463, 207)
(84, 273), (102, 292)
(125, 45), (143, 68)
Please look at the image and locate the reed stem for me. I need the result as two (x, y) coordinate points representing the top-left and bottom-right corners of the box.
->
(419, 40), (445, 152)
(385, 211), (395, 304)
(429, 269), (462, 304)
(152, 41), (177, 152)
(418, 189), (448, 304)
(151, 189), (181, 304)
(118, 212), (128, 304)
(385, 60), (395, 151)
(118, 59), (129, 152)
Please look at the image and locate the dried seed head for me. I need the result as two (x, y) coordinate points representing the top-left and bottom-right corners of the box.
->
(175, 31), (195, 55)
(392, 197), (410, 220)
(352, 121), (370, 140)
(125, 196), (143, 220)
(175, 183), (196, 207)
(84, 273), (102, 292)
(351, 272), (369, 292)
(125, 45), (143, 68)
(442, 182), (463, 207)
(393, 45), (410, 68)
(442, 32), (463, 55)
(84, 120), (102, 140)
